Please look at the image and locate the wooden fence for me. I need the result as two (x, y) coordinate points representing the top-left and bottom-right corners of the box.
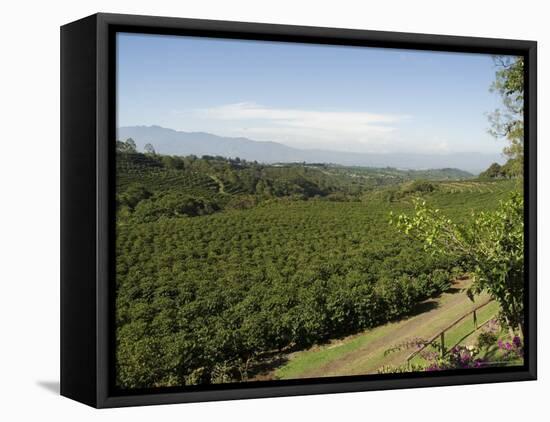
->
(406, 298), (495, 369)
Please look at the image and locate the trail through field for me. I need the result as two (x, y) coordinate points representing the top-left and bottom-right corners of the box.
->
(272, 278), (494, 380)
(208, 174), (226, 194)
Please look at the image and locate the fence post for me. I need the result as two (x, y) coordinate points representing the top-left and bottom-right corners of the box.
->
(440, 332), (445, 357)
(473, 310), (478, 330)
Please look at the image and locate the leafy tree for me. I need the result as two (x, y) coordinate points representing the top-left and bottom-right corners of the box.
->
(391, 193), (524, 336)
(403, 180), (436, 194)
(501, 159), (519, 178)
(160, 155), (184, 169)
(125, 138), (137, 152)
(116, 138), (137, 153)
(133, 193), (219, 222)
(117, 184), (152, 210)
(479, 162), (504, 179)
(144, 143), (156, 155)
(488, 56), (524, 177)
(116, 140), (127, 152)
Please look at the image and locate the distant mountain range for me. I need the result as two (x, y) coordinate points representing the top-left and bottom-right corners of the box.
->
(117, 125), (504, 174)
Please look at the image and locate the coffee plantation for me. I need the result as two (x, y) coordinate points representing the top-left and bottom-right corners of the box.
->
(114, 149), (516, 389)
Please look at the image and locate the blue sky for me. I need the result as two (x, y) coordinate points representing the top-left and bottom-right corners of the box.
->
(117, 32), (513, 155)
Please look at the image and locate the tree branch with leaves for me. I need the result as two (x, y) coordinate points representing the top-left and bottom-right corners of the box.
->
(390, 192), (524, 336)
(488, 56), (524, 177)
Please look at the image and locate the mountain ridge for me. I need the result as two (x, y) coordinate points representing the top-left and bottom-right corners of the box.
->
(117, 125), (502, 173)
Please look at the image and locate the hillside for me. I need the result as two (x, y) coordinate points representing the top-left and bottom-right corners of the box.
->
(117, 125), (503, 173)
(115, 147), (517, 389)
(116, 150), (476, 212)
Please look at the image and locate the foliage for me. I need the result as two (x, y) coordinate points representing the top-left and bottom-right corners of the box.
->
(391, 192), (524, 334)
(115, 199), (463, 388)
(117, 138), (137, 153)
(132, 193), (219, 222)
(386, 180), (437, 202)
(377, 364), (426, 374)
(117, 184), (152, 210)
(479, 159), (520, 180)
(381, 321), (524, 373)
(479, 162), (505, 179)
(116, 149), (475, 206)
(488, 56), (524, 177)
(476, 318), (499, 350)
(378, 344), (488, 373)
(498, 336), (524, 361)
(144, 143), (156, 155)
(115, 159), (496, 388)
(405, 180), (436, 193)
(477, 331), (498, 350)
(114, 147), (518, 389)
(424, 345), (486, 371)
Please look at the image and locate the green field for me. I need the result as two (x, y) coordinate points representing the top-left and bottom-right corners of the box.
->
(114, 149), (518, 389)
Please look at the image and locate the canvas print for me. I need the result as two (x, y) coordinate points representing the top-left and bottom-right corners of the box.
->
(114, 33), (525, 390)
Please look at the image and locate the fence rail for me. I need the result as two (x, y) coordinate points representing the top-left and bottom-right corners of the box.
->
(406, 298), (495, 369)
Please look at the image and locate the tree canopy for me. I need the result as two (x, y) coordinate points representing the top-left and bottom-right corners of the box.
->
(391, 193), (524, 335)
(488, 56), (524, 177)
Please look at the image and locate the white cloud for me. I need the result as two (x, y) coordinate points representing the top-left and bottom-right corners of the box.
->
(200, 102), (402, 132)
(195, 102), (409, 152)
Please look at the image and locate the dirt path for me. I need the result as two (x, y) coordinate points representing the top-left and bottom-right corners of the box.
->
(272, 278), (493, 379)
(208, 174), (226, 194)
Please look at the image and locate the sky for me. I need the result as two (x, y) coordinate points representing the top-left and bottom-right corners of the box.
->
(116, 32), (515, 155)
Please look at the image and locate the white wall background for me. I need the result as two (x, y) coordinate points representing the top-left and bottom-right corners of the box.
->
(1, 0), (547, 419)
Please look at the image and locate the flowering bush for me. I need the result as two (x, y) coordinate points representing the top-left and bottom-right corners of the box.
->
(425, 345), (487, 371)
(379, 342), (488, 373)
(498, 336), (523, 360)
(477, 319), (499, 350)
(380, 327), (524, 374)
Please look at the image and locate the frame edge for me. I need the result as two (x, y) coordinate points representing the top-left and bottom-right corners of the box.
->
(86, 12), (538, 408)
(60, 13), (99, 408)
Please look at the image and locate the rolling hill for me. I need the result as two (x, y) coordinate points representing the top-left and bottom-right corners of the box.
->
(117, 125), (503, 174)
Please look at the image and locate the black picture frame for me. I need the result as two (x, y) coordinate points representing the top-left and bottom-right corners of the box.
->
(60, 12), (537, 408)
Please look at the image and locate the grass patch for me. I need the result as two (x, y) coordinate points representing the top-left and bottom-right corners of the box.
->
(411, 301), (500, 366)
(275, 287), (495, 379)
(275, 319), (407, 380)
